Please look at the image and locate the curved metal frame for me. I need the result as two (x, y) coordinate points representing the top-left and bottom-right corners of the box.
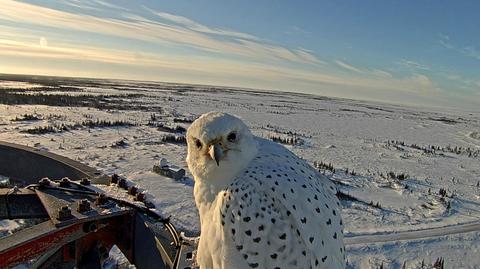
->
(0, 141), (195, 269)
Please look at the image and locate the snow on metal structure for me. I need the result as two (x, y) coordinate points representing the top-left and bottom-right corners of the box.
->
(0, 141), (196, 269)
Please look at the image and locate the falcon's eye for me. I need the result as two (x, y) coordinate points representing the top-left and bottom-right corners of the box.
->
(227, 132), (237, 142)
(194, 138), (202, 149)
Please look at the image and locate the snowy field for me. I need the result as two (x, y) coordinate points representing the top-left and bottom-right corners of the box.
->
(1, 75), (479, 268)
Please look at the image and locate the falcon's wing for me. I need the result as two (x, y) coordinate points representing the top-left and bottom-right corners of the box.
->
(219, 178), (306, 268)
(218, 138), (345, 269)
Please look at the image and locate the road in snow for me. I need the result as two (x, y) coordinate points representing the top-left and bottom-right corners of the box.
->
(345, 221), (480, 245)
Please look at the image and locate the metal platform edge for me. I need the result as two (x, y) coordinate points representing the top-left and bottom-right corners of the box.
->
(0, 141), (109, 185)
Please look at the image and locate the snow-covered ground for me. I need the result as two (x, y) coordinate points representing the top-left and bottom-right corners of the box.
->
(1, 77), (479, 268)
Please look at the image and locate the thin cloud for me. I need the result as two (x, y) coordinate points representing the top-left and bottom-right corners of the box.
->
(143, 6), (259, 41)
(438, 34), (480, 61)
(285, 26), (311, 36)
(438, 34), (454, 49)
(90, 0), (129, 11)
(396, 59), (430, 70)
(335, 60), (364, 73)
(460, 46), (480, 61)
(60, 0), (102, 11)
(372, 69), (392, 78)
(443, 72), (480, 91)
(294, 48), (325, 64)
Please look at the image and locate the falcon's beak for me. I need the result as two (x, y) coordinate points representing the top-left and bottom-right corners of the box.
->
(209, 143), (223, 166)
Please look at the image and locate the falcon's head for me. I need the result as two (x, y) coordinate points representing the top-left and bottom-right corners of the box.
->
(186, 112), (258, 183)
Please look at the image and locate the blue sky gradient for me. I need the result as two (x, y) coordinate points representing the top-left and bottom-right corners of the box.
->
(0, 0), (479, 110)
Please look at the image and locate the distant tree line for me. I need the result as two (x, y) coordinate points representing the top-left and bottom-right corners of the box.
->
(313, 161), (336, 173)
(269, 135), (302, 145)
(264, 124), (310, 138)
(0, 89), (145, 111)
(148, 114), (188, 133)
(20, 119), (135, 134)
(147, 121), (186, 133)
(378, 171), (409, 181)
(11, 114), (42, 121)
(387, 140), (479, 158)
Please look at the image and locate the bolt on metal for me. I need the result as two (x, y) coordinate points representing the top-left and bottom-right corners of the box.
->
(80, 177), (91, 186)
(117, 178), (128, 190)
(95, 193), (108, 206)
(128, 186), (138, 196)
(110, 174), (119, 184)
(59, 177), (70, 187)
(77, 199), (92, 213)
(57, 205), (72, 221)
(135, 192), (146, 202)
(38, 177), (51, 187)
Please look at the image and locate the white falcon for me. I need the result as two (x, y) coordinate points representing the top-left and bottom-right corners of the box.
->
(186, 112), (345, 269)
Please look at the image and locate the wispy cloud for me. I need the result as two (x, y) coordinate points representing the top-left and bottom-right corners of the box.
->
(60, 0), (128, 11)
(371, 69), (392, 78)
(285, 25), (311, 36)
(460, 46), (480, 61)
(396, 59), (430, 70)
(335, 60), (395, 78)
(443, 72), (480, 90)
(90, 0), (129, 11)
(335, 60), (364, 73)
(60, 0), (102, 11)
(142, 6), (260, 41)
(438, 34), (453, 49)
(439, 34), (480, 61)
(295, 48), (325, 64)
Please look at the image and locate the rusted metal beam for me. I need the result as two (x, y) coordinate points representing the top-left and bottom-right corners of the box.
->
(0, 214), (132, 269)
(0, 221), (84, 268)
(75, 215), (134, 269)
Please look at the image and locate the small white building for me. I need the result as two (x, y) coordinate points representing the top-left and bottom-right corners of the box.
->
(153, 158), (186, 180)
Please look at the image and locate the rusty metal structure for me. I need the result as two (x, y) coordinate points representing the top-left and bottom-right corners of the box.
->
(0, 142), (196, 269)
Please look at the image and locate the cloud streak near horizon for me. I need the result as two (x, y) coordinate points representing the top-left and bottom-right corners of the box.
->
(0, 0), (478, 110)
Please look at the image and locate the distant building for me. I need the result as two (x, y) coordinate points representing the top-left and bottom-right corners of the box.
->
(153, 158), (186, 180)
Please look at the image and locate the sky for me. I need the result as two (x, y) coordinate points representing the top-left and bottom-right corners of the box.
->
(0, 0), (479, 110)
